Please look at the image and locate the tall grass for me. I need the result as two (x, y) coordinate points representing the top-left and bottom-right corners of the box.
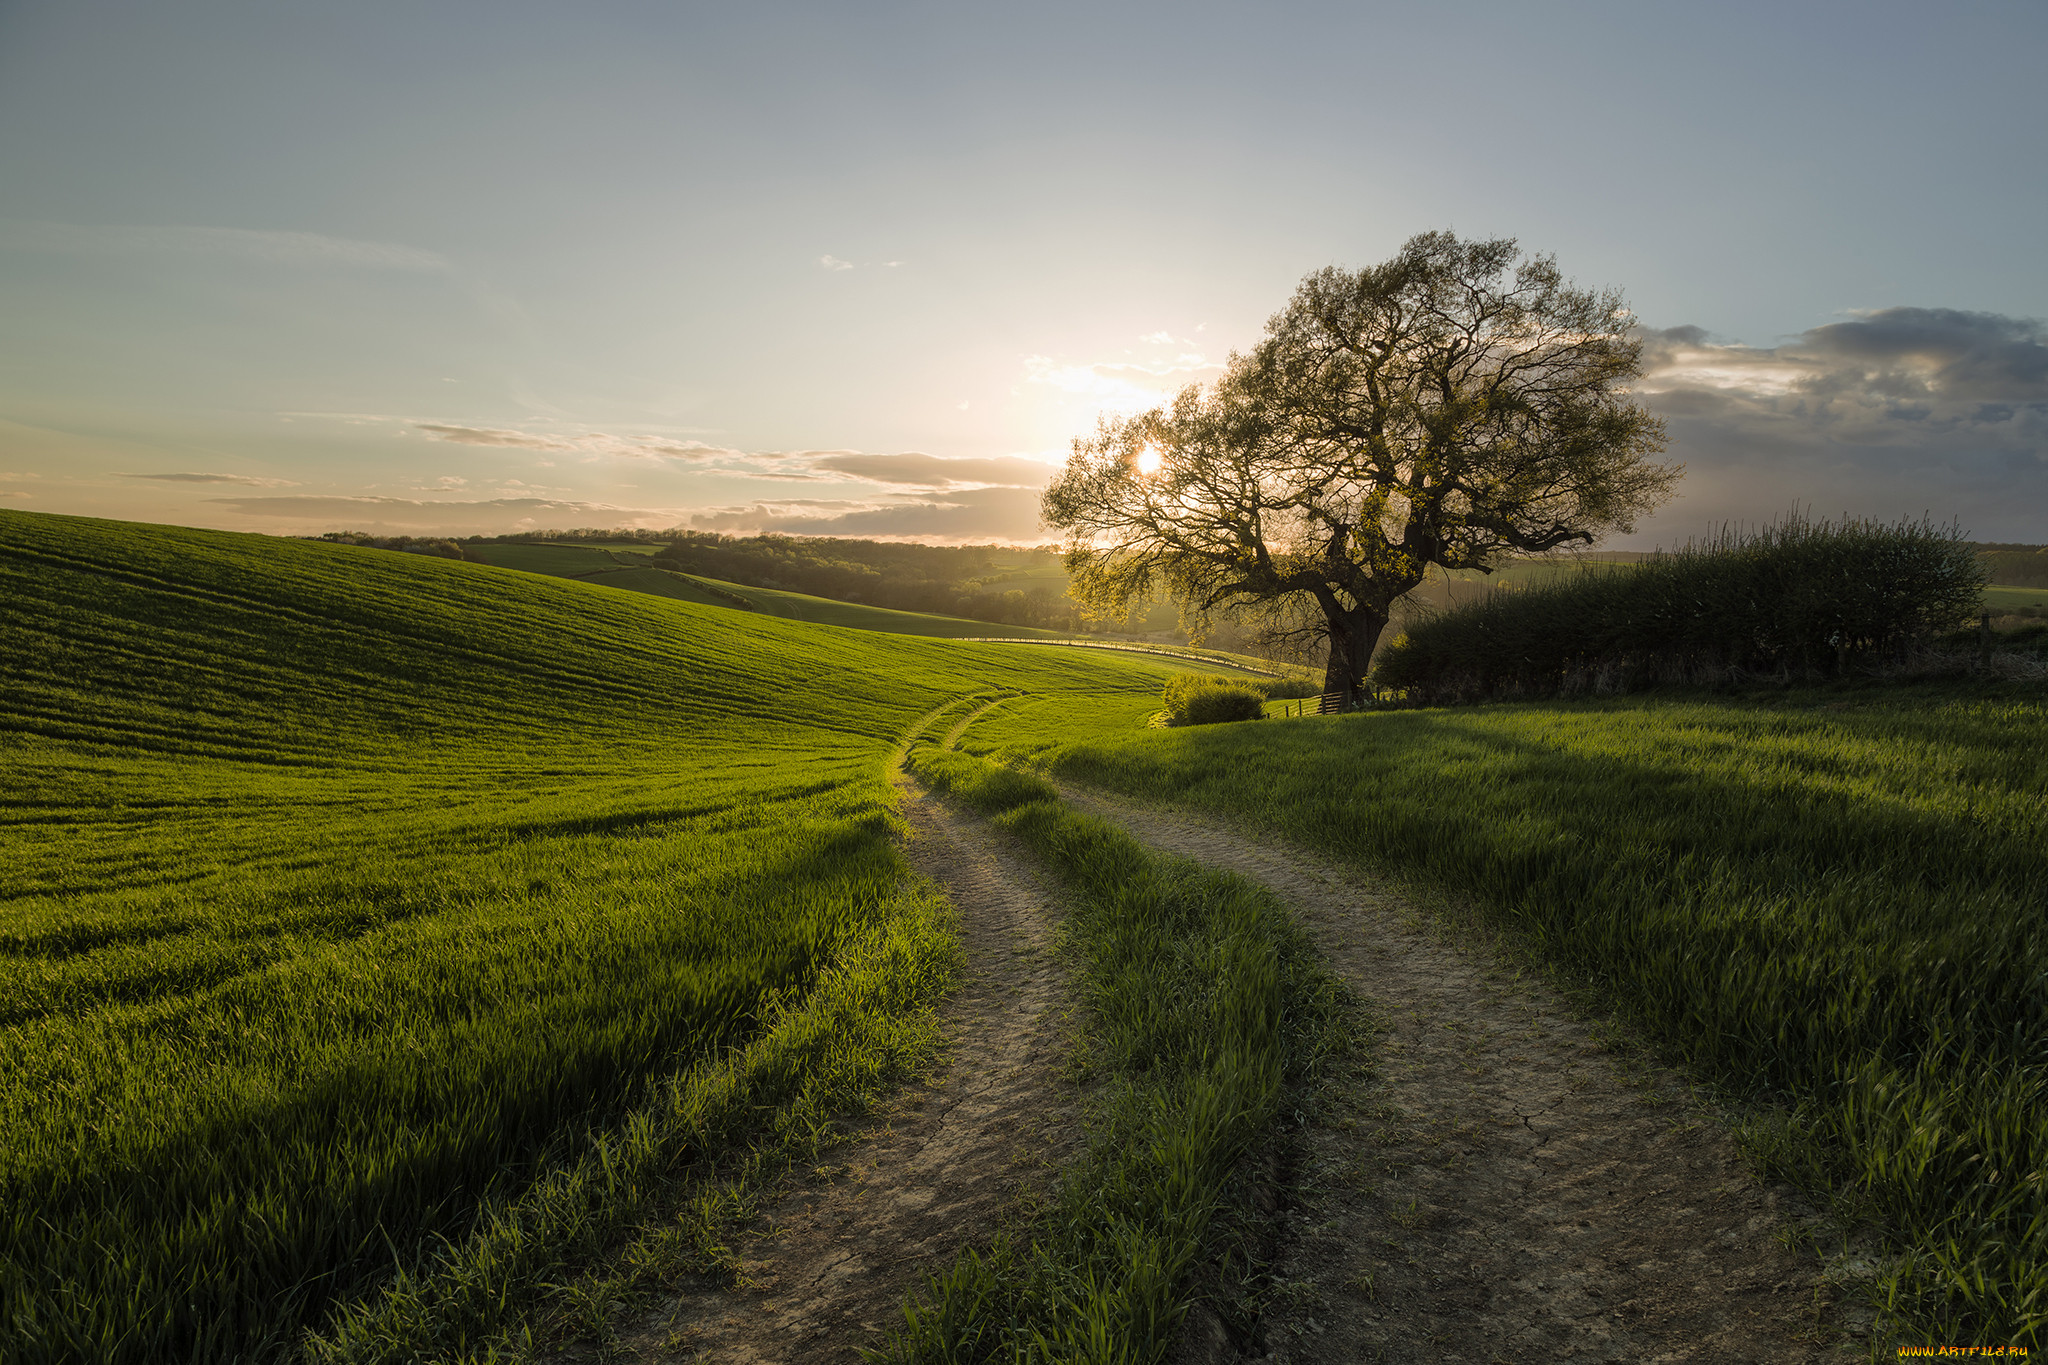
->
(1378, 514), (1986, 702)
(0, 509), (1210, 1362)
(1037, 688), (2048, 1343)
(879, 749), (1342, 1364)
(1161, 675), (1265, 726)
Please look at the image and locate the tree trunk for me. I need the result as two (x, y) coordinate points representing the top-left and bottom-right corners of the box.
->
(1321, 605), (1389, 708)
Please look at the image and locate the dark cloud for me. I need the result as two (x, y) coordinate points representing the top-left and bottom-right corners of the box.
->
(810, 452), (1053, 489)
(125, 471), (297, 486)
(1796, 309), (2048, 401)
(1628, 307), (2048, 544)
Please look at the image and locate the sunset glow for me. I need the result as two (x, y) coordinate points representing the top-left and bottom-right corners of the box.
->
(0, 3), (2041, 543)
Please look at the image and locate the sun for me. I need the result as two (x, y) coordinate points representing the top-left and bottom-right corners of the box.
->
(1134, 447), (1163, 475)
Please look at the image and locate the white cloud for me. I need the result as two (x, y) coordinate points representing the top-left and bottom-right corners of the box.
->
(808, 451), (1052, 491)
(819, 254), (855, 271)
(1020, 348), (1224, 416)
(412, 423), (728, 460)
(686, 485), (1050, 543)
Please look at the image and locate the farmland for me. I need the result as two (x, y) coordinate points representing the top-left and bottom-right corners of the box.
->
(1016, 687), (2048, 1339)
(10, 503), (2046, 1356)
(464, 540), (1077, 638)
(0, 510), (1208, 1362)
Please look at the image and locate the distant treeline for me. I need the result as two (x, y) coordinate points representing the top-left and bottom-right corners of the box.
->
(1977, 544), (2048, 587)
(648, 532), (1086, 631)
(1376, 515), (1987, 703)
(313, 531), (466, 558)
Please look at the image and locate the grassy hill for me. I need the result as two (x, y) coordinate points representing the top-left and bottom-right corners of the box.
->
(464, 540), (1077, 638)
(1018, 686), (2048, 1339)
(0, 510), (1207, 1362)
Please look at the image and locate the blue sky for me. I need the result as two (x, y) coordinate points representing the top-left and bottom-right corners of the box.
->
(2, 0), (2044, 543)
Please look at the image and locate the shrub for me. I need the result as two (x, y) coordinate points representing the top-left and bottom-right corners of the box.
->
(1162, 674), (1265, 726)
(1251, 676), (1321, 700)
(1376, 514), (1986, 703)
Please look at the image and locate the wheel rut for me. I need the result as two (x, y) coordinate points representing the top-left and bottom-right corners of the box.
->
(613, 774), (1077, 1363)
(1053, 781), (1863, 1364)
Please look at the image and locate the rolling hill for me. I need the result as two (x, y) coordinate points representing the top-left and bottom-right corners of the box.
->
(0, 509), (1211, 1363)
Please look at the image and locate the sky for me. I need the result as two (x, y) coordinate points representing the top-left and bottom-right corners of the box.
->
(2, 0), (2045, 547)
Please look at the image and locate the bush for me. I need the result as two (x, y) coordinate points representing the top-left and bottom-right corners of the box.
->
(1376, 514), (1986, 703)
(1162, 674), (1266, 726)
(1250, 676), (1321, 700)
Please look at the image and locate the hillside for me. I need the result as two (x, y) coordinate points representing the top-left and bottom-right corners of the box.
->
(0, 509), (1208, 1362)
(1021, 684), (2048, 1338)
(463, 540), (1078, 638)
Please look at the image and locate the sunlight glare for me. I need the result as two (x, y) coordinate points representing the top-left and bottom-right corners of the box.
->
(1135, 447), (1163, 475)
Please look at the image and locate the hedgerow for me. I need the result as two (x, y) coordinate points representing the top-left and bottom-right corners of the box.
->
(1376, 514), (1986, 703)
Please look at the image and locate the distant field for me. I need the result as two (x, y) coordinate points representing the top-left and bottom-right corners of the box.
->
(462, 540), (1078, 639)
(1035, 688), (2048, 1339)
(0, 511), (1203, 1362)
(1985, 582), (2048, 614)
(464, 540), (632, 575)
(681, 576), (1076, 639)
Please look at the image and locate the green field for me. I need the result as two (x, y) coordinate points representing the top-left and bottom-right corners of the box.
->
(463, 540), (1078, 639)
(463, 540), (640, 576)
(996, 689), (2048, 1340)
(16, 507), (2044, 1353)
(0, 511), (1210, 1362)
(1985, 583), (2048, 615)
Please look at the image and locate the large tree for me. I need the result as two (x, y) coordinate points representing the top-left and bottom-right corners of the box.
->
(1043, 231), (1680, 701)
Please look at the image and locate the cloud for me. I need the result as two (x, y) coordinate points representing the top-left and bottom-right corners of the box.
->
(809, 452), (1054, 490)
(402, 421), (1046, 493)
(0, 220), (449, 272)
(1628, 308), (2048, 544)
(124, 471), (300, 487)
(687, 485), (1049, 543)
(819, 255), (855, 271)
(201, 494), (690, 537)
(414, 423), (574, 451)
(1021, 349), (1225, 416)
(412, 423), (724, 460)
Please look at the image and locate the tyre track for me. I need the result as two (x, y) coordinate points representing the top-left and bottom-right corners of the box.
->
(614, 772), (1077, 1363)
(1053, 781), (1864, 1364)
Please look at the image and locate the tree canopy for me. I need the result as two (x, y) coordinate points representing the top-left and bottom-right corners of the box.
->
(1042, 231), (1681, 698)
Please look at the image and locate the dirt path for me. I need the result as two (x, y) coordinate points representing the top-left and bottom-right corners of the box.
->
(615, 776), (1078, 1363)
(1055, 782), (1865, 1364)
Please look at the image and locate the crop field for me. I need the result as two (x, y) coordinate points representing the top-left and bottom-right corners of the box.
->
(678, 576), (1074, 639)
(1985, 583), (2048, 616)
(1019, 689), (2048, 1339)
(463, 540), (639, 576)
(0, 510), (1202, 1362)
(463, 539), (1077, 639)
